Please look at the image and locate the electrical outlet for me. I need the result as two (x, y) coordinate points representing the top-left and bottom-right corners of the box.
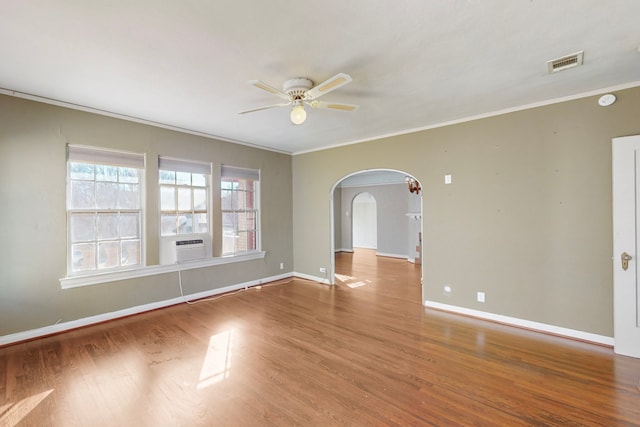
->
(319, 267), (326, 273)
(280, 262), (284, 270)
(443, 285), (452, 294)
(477, 292), (485, 303)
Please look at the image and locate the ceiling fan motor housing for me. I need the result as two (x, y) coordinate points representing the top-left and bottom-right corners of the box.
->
(284, 78), (314, 99)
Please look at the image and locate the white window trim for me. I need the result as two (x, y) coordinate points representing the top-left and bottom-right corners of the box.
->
(66, 145), (146, 277)
(221, 165), (261, 256)
(59, 251), (266, 289)
(158, 156), (213, 263)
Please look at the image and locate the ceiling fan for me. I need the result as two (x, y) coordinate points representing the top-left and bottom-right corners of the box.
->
(238, 73), (359, 125)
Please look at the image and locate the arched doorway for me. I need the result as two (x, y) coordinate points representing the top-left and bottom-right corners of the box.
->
(352, 192), (377, 250)
(330, 169), (423, 302)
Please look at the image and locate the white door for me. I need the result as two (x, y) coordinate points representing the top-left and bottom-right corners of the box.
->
(612, 135), (640, 358)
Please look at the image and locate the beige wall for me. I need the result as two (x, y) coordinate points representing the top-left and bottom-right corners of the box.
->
(0, 94), (293, 336)
(293, 86), (640, 337)
(3, 85), (639, 340)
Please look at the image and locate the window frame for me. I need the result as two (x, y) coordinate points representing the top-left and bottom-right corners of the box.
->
(221, 165), (261, 256)
(158, 157), (212, 239)
(66, 145), (145, 277)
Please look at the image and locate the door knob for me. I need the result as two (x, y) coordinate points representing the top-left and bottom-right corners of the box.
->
(621, 252), (632, 271)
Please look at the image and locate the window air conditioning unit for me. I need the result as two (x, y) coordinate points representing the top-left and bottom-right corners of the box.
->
(175, 239), (206, 262)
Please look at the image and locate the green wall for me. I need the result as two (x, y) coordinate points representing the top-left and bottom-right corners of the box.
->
(292, 86), (640, 337)
(0, 94), (293, 336)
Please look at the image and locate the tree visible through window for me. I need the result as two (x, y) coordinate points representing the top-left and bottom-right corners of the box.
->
(221, 166), (260, 255)
(66, 145), (144, 275)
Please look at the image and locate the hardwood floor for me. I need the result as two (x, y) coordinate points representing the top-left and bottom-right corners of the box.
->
(1, 249), (639, 426)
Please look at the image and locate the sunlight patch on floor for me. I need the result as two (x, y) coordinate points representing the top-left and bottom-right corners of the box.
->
(198, 329), (233, 390)
(335, 273), (370, 289)
(0, 389), (54, 427)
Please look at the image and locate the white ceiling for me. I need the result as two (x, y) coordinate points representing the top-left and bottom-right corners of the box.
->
(1, 1), (639, 154)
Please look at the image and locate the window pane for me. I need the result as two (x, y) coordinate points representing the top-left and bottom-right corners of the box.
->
(192, 173), (206, 187)
(119, 213), (139, 238)
(237, 179), (253, 192)
(160, 164), (209, 238)
(119, 167), (139, 183)
(221, 189), (234, 210)
(70, 162), (94, 180)
(236, 231), (248, 253)
(176, 171), (190, 186)
(97, 213), (118, 240)
(178, 214), (193, 235)
(159, 170), (175, 184)
(161, 214), (177, 236)
(121, 240), (140, 266)
(72, 243), (96, 271)
(222, 212), (237, 230)
(178, 187), (191, 211)
(118, 183), (140, 209)
(236, 191), (247, 210)
(98, 241), (119, 269)
(222, 233), (236, 255)
(246, 230), (257, 251)
(221, 180), (236, 191)
(193, 213), (208, 234)
(245, 189), (255, 209)
(70, 213), (96, 242)
(96, 182), (118, 209)
(96, 165), (118, 182)
(70, 181), (95, 208)
(194, 188), (207, 211)
(67, 150), (144, 276)
(238, 211), (256, 231)
(160, 186), (176, 211)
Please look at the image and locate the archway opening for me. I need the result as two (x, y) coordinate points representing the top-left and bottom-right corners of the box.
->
(330, 169), (423, 302)
(352, 192), (377, 250)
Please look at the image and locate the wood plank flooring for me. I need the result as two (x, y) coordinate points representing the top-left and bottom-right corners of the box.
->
(1, 249), (640, 426)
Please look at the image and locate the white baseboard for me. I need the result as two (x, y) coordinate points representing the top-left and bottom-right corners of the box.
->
(293, 271), (331, 285)
(0, 272), (293, 347)
(334, 248), (354, 253)
(376, 252), (407, 259)
(424, 300), (614, 347)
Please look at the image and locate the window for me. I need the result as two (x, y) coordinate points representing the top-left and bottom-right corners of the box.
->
(66, 145), (144, 275)
(221, 165), (260, 255)
(159, 157), (211, 236)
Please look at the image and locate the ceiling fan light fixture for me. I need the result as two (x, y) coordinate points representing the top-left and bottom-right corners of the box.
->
(290, 102), (306, 125)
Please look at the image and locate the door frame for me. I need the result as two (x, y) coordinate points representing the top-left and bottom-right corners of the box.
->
(329, 169), (423, 293)
(612, 135), (640, 358)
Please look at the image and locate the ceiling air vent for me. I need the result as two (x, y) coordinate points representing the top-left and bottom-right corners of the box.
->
(547, 51), (584, 74)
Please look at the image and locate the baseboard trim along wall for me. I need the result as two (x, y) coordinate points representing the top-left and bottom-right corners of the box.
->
(0, 272), (293, 347)
(3, 278), (613, 348)
(376, 252), (407, 259)
(424, 300), (614, 347)
(334, 248), (354, 253)
(293, 271), (331, 285)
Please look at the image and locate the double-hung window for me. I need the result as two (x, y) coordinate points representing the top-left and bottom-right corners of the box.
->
(66, 145), (144, 275)
(159, 157), (211, 237)
(221, 165), (260, 255)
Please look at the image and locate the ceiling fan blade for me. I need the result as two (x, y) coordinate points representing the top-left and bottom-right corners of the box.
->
(304, 73), (353, 100)
(248, 80), (290, 101)
(306, 100), (359, 111)
(238, 102), (291, 115)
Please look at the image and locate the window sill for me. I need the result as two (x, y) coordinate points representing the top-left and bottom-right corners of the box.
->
(59, 251), (266, 289)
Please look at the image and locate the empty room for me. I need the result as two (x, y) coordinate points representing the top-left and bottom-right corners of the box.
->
(1, 1), (640, 425)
